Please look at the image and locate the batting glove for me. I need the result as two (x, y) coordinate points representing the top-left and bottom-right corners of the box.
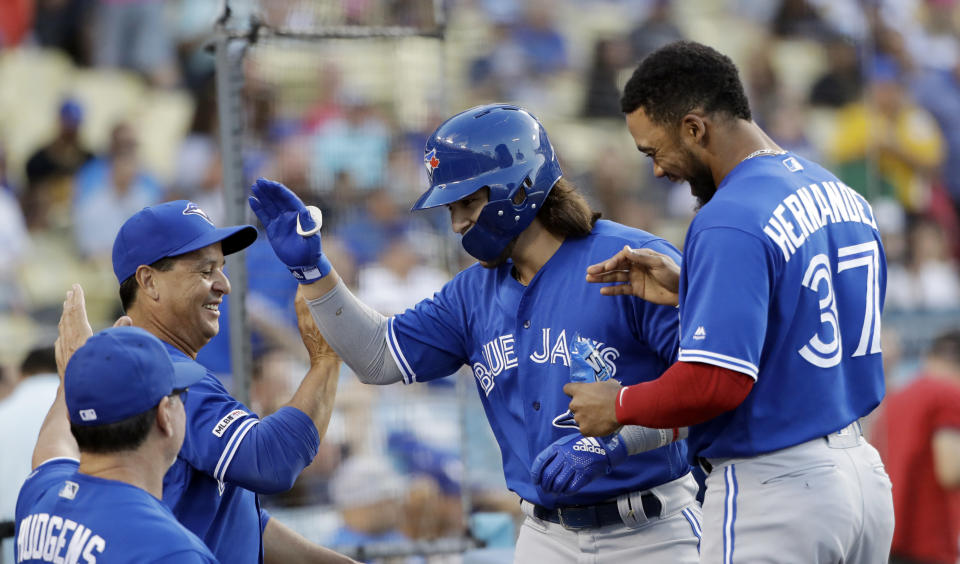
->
(569, 337), (612, 383)
(249, 178), (332, 283)
(531, 433), (628, 496)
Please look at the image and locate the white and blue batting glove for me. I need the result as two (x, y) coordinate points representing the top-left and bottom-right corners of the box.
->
(249, 178), (332, 284)
(531, 432), (628, 496)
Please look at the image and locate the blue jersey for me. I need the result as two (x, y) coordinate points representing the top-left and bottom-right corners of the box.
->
(678, 153), (886, 460)
(161, 344), (319, 563)
(15, 459), (217, 563)
(387, 220), (690, 507)
(162, 345), (266, 564)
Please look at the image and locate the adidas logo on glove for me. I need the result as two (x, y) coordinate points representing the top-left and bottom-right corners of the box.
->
(572, 437), (607, 455)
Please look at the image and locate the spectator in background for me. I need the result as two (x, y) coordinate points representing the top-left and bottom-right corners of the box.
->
(92, 0), (179, 87)
(0, 0), (31, 47)
(328, 455), (409, 555)
(809, 35), (863, 108)
(0, 346), (59, 562)
(743, 42), (782, 128)
(23, 99), (94, 230)
(32, 0), (93, 66)
(581, 37), (633, 119)
(310, 95), (390, 198)
(911, 49), (960, 218)
(886, 218), (960, 311)
(627, 0), (683, 61)
(336, 188), (438, 268)
(0, 147), (30, 311)
(72, 122), (163, 260)
(356, 239), (447, 316)
(828, 55), (944, 214)
(873, 330), (960, 564)
(467, 1), (569, 110)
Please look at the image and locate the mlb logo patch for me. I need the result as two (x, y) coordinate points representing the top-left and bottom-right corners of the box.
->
(59, 481), (79, 500)
(183, 202), (214, 225)
(782, 157), (804, 172)
(212, 409), (248, 438)
(79, 409), (97, 421)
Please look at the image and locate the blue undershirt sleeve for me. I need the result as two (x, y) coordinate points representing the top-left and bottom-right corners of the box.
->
(219, 406), (320, 494)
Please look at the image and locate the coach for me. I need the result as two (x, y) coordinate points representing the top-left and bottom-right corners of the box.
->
(103, 200), (353, 563)
(17, 308), (216, 562)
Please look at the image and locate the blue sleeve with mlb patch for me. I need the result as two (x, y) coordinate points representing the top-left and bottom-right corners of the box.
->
(387, 275), (473, 384)
(677, 227), (776, 380)
(14, 459), (78, 520)
(174, 367), (319, 495)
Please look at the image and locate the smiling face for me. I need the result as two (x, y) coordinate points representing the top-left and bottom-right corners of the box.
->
(152, 243), (230, 353)
(625, 107), (717, 208)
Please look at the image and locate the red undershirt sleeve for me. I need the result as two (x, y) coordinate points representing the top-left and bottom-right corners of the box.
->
(615, 361), (754, 429)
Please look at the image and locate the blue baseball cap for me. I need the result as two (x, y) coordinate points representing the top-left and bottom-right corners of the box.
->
(65, 326), (206, 426)
(112, 200), (257, 284)
(59, 99), (83, 126)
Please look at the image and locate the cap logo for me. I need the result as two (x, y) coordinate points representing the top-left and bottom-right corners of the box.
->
(79, 409), (97, 421)
(183, 202), (214, 225)
(424, 148), (440, 180)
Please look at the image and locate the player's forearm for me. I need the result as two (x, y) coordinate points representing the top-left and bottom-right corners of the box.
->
(263, 518), (358, 564)
(32, 386), (80, 469)
(616, 362), (754, 429)
(285, 356), (340, 439)
(305, 278), (404, 385)
(618, 425), (689, 455)
(300, 269), (341, 301)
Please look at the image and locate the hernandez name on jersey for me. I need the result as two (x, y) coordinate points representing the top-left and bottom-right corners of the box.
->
(677, 153), (886, 460)
(386, 220), (691, 507)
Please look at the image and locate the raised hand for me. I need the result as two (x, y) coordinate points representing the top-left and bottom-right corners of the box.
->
(249, 178), (331, 283)
(55, 283), (95, 380)
(294, 286), (338, 365)
(531, 433), (627, 495)
(586, 245), (680, 306)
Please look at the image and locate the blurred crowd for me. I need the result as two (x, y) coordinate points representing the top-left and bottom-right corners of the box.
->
(1, 0), (959, 560)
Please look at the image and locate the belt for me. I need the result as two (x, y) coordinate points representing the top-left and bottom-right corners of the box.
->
(531, 493), (662, 530)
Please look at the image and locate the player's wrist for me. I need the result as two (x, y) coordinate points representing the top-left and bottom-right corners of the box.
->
(288, 254), (333, 284)
(602, 433), (628, 467)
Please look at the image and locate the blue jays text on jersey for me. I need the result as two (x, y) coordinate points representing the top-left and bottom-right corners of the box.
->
(386, 220), (691, 508)
(676, 153), (886, 461)
(15, 459), (216, 563)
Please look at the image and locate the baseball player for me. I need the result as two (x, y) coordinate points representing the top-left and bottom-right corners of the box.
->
(565, 41), (895, 564)
(16, 295), (216, 563)
(250, 104), (703, 563)
(82, 201), (355, 563)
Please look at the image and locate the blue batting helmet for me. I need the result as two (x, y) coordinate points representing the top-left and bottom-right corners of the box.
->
(412, 104), (563, 261)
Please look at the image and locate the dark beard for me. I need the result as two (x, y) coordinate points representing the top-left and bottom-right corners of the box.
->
(685, 150), (717, 210)
(690, 176), (718, 209)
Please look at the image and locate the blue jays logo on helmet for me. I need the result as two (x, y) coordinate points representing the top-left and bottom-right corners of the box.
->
(424, 148), (440, 181)
(411, 104), (563, 262)
(183, 202), (214, 225)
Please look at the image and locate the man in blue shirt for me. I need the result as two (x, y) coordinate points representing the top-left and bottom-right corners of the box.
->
(88, 201), (353, 563)
(565, 41), (894, 564)
(16, 306), (217, 563)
